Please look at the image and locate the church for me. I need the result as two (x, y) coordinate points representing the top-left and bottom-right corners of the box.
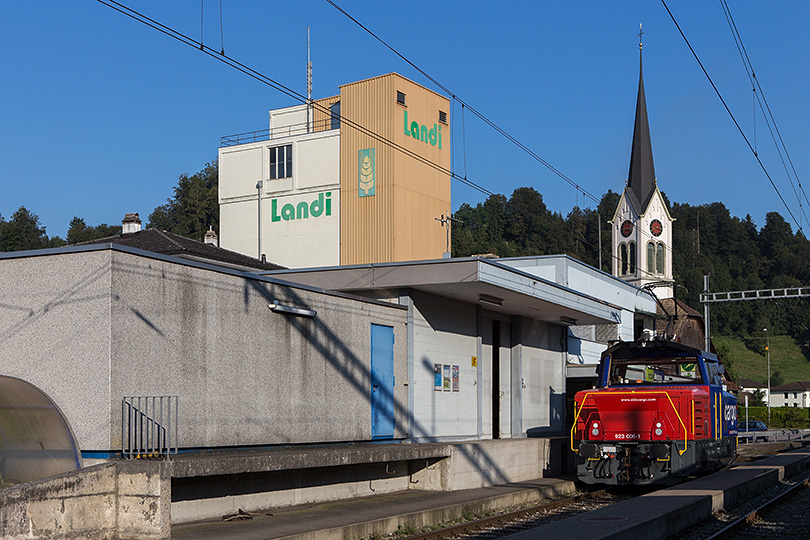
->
(609, 37), (713, 350)
(610, 38), (675, 302)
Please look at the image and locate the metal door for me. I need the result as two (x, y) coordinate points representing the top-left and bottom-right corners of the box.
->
(370, 324), (395, 439)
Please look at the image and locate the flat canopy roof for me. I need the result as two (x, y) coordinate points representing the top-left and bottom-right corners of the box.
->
(266, 257), (623, 326)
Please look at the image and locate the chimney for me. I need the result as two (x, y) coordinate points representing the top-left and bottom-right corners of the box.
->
(204, 226), (218, 246)
(122, 213), (142, 234)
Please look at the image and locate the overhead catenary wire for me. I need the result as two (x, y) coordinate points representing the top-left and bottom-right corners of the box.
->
(720, 0), (809, 230)
(95, 0), (495, 199)
(324, 0), (687, 265)
(324, 0), (602, 208)
(661, 0), (805, 238)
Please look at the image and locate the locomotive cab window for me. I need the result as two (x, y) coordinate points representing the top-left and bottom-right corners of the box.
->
(609, 357), (703, 385)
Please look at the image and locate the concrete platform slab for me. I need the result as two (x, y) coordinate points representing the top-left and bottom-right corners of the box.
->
(171, 476), (577, 540)
(505, 445), (810, 540)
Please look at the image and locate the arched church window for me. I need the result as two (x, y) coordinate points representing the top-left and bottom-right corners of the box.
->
(629, 242), (636, 274)
(647, 242), (655, 274)
(620, 243), (628, 275)
(656, 243), (665, 275)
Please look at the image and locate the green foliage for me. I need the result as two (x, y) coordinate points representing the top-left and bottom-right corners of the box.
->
(148, 162), (219, 242)
(712, 335), (810, 384)
(738, 406), (810, 429)
(66, 217), (122, 244)
(452, 187), (617, 271)
(0, 206), (65, 251)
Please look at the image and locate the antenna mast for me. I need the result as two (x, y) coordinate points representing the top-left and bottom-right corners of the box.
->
(307, 26), (313, 133)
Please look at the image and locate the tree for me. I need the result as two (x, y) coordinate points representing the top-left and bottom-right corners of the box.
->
(0, 206), (64, 252)
(148, 162), (219, 241)
(66, 217), (122, 245)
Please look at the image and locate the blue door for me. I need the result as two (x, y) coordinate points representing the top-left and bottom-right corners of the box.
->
(371, 324), (395, 439)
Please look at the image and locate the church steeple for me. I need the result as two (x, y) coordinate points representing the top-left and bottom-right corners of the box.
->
(611, 26), (675, 299)
(626, 31), (656, 211)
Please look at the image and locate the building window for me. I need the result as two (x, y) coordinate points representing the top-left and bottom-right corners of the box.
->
(396, 91), (406, 106)
(619, 242), (637, 275)
(629, 242), (636, 274)
(439, 110), (447, 124)
(785, 392), (789, 399)
(647, 242), (655, 274)
(620, 243), (628, 275)
(330, 101), (340, 130)
(270, 144), (292, 179)
(656, 243), (665, 275)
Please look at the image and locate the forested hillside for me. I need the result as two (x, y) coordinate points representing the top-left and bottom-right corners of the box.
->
(451, 187), (810, 341)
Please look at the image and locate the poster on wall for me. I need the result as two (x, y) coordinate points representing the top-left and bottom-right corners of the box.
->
(434, 364), (442, 391)
(443, 365), (451, 391)
(452, 365), (459, 392)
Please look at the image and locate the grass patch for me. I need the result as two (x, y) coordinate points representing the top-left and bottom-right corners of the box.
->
(714, 335), (810, 385)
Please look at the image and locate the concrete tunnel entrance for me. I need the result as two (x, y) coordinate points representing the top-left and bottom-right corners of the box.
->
(0, 375), (82, 486)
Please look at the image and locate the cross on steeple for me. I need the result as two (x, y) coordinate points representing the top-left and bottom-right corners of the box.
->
(638, 23), (644, 49)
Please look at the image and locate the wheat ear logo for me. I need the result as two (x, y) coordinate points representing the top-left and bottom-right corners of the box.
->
(358, 148), (375, 197)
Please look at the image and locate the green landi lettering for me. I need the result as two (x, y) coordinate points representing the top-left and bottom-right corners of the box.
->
(403, 110), (442, 149)
(271, 192), (332, 222)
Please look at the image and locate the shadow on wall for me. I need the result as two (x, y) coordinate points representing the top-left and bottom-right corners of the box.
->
(244, 279), (513, 486)
(526, 387), (565, 438)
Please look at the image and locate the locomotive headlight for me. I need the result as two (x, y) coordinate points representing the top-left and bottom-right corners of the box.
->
(654, 421), (663, 436)
(590, 421), (601, 437)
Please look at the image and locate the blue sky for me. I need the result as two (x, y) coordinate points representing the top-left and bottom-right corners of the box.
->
(3, 1), (809, 239)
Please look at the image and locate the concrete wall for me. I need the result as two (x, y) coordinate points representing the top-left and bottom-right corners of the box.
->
(399, 290), (567, 443)
(0, 248), (408, 453)
(409, 292), (479, 440)
(0, 250), (115, 452)
(515, 318), (565, 436)
(218, 128), (340, 267)
(107, 250), (407, 449)
(0, 461), (170, 540)
(170, 438), (567, 523)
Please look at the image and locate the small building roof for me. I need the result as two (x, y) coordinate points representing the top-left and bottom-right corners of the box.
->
(264, 255), (645, 327)
(771, 381), (810, 392)
(737, 378), (767, 389)
(76, 228), (286, 272)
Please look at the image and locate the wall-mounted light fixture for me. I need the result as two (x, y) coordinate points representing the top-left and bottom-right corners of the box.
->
(478, 294), (503, 307)
(268, 302), (316, 318)
(559, 316), (578, 326)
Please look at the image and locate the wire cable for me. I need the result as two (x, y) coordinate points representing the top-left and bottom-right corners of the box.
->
(720, 0), (809, 229)
(95, 0), (495, 199)
(662, 0), (804, 237)
(324, 0), (602, 207)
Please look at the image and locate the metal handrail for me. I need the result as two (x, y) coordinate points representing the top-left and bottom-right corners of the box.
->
(221, 118), (337, 147)
(122, 396), (178, 459)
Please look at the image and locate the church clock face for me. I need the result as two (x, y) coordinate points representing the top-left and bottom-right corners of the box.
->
(650, 219), (663, 237)
(620, 220), (634, 238)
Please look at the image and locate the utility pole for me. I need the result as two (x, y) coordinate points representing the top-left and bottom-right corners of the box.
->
(764, 328), (771, 423)
(435, 213), (463, 258)
(256, 180), (263, 259)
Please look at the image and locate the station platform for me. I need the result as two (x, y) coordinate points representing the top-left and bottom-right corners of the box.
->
(507, 445), (810, 540)
(172, 476), (576, 540)
(172, 444), (810, 540)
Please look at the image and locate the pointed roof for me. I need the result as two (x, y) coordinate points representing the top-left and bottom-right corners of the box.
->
(627, 46), (657, 210)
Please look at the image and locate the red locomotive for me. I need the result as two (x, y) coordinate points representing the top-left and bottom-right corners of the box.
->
(571, 339), (737, 485)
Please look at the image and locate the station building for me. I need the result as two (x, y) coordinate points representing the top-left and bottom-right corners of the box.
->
(218, 73), (451, 268)
(0, 64), (662, 531)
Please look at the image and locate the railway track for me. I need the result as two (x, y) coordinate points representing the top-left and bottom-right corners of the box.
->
(397, 488), (635, 540)
(670, 467), (810, 539)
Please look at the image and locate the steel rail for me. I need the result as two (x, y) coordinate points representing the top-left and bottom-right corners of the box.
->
(704, 477), (809, 539)
(400, 489), (610, 540)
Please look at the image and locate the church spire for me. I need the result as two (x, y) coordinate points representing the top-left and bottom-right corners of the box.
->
(627, 24), (656, 210)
